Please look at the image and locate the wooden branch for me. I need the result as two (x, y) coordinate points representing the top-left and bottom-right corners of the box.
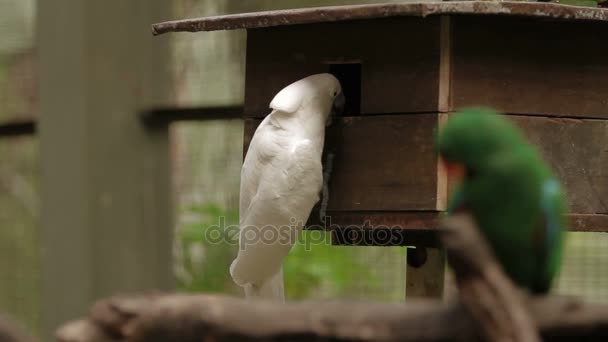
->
(439, 214), (540, 342)
(55, 294), (608, 342)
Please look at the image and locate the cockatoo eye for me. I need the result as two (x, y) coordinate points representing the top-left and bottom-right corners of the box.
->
(332, 90), (338, 97)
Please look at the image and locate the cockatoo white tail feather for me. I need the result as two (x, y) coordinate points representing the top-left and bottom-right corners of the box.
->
(230, 73), (343, 301)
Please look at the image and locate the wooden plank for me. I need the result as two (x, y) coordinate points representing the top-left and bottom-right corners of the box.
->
(436, 114), (450, 211)
(37, 1), (172, 339)
(307, 210), (441, 230)
(314, 212), (608, 233)
(244, 114), (442, 211)
(152, 2), (608, 35)
(452, 17), (608, 119)
(510, 115), (608, 214)
(327, 212), (608, 247)
(141, 106), (243, 126)
(245, 17), (441, 117)
(406, 247), (445, 299)
(320, 211), (441, 247)
(331, 228), (440, 248)
(569, 214), (608, 232)
(325, 114), (440, 210)
(437, 16), (452, 114)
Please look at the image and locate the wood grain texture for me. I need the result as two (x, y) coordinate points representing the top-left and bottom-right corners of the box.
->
(318, 211), (442, 247)
(246, 113), (608, 233)
(406, 247), (446, 299)
(152, 2), (608, 35)
(510, 115), (608, 215)
(452, 17), (608, 118)
(569, 214), (608, 232)
(244, 114), (442, 211)
(245, 18), (440, 117)
(325, 114), (440, 210)
(56, 293), (608, 342)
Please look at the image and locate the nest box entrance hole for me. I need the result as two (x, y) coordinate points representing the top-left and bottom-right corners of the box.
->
(329, 63), (361, 116)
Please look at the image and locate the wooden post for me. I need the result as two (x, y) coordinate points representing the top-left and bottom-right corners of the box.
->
(37, 0), (172, 339)
(405, 16), (450, 301)
(406, 247), (445, 299)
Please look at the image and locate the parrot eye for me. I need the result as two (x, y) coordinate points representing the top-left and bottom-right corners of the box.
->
(332, 90), (338, 97)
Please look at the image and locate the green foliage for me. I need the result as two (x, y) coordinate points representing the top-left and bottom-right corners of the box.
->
(175, 203), (240, 295)
(175, 203), (407, 301)
(284, 231), (369, 299)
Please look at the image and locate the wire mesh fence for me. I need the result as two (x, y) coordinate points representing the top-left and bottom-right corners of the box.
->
(555, 232), (608, 302)
(0, 0), (38, 335)
(0, 136), (39, 334)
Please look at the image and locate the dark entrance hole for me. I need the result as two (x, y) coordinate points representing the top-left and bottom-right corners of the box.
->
(329, 63), (361, 116)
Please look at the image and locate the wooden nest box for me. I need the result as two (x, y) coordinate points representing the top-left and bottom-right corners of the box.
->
(154, 2), (608, 248)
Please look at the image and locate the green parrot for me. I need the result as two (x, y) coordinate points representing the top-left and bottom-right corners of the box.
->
(437, 108), (567, 294)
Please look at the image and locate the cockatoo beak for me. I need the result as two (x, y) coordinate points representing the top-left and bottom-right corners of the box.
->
(328, 92), (345, 125)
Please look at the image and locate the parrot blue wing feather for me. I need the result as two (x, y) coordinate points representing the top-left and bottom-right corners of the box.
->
(533, 178), (562, 293)
(541, 179), (561, 260)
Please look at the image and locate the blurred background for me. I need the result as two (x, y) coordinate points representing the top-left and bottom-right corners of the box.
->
(0, 0), (607, 339)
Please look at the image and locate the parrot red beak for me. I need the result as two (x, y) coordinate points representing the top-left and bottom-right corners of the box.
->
(442, 158), (466, 182)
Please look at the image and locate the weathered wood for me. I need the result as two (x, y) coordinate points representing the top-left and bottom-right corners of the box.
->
(140, 106), (243, 126)
(569, 214), (608, 232)
(406, 247), (446, 299)
(245, 18), (440, 117)
(55, 294), (608, 342)
(452, 17), (608, 119)
(322, 211), (442, 247)
(245, 114), (442, 211)
(308, 210), (441, 230)
(312, 211), (608, 235)
(441, 214), (541, 342)
(37, 1), (173, 339)
(325, 114), (441, 210)
(509, 115), (608, 214)
(331, 228), (440, 247)
(436, 114), (450, 211)
(152, 2), (608, 35)
(246, 112), (608, 234)
(438, 16), (452, 114)
(57, 295), (470, 342)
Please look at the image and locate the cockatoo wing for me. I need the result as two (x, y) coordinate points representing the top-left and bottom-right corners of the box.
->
(231, 114), (323, 287)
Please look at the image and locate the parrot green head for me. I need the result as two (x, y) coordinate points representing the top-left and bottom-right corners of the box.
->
(437, 108), (527, 178)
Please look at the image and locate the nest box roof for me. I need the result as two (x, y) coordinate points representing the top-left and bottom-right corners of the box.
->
(152, 1), (608, 36)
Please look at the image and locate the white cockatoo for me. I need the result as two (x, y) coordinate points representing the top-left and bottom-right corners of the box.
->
(230, 73), (344, 301)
